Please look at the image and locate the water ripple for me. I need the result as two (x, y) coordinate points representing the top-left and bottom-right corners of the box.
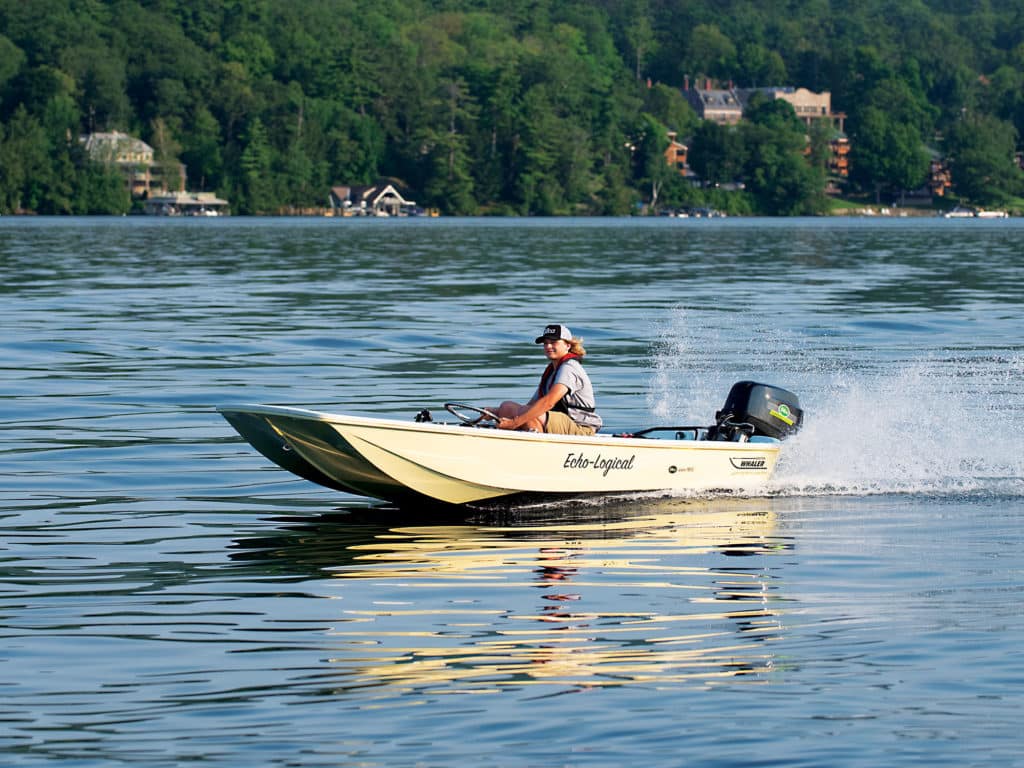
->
(2, 218), (1024, 766)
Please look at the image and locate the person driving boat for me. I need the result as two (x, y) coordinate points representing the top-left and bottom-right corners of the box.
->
(493, 323), (603, 435)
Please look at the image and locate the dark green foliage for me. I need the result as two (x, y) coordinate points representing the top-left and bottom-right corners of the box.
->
(945, 113), (1024, 204)
(689, 121), (747, 187)
(743, 99), (826, 215)
(0, 0), (1022, 214)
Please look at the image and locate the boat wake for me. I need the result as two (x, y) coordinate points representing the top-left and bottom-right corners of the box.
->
(649, 310), (1024, 499)
(774, 358), (1024, 498)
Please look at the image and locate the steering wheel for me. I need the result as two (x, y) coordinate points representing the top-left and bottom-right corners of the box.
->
(444, 402), (499, 426)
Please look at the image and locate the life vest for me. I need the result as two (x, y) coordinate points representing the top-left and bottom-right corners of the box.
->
(538, 353), (596, 416)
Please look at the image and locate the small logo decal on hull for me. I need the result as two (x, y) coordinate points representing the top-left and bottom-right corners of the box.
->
(730, 456), (768, 470)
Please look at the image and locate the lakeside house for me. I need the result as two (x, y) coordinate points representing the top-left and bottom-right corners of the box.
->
(663, 131), (691, 178)
(683, 80), (847, 133)
(735, 87), (847, 133)
(81, 131), (186, 198)
(682, 78), (743, 125)
(677, 80), (850, 185)
(328, 182), (417, 216)
(143, 191), (229, 216)
(82, 130), (229, 213)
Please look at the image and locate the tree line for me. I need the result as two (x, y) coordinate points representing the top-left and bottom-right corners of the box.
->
(1, 0), (1022, 216)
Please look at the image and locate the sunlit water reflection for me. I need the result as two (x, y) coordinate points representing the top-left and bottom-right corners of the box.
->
(233, 501), (787, 693)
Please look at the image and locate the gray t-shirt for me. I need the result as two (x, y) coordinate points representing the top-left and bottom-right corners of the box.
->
(531, 358), (603, 431)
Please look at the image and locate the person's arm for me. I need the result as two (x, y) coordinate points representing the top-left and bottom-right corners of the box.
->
(498, 383), (568, 430)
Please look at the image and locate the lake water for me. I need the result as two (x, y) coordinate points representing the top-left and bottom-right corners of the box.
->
(2, 216), (1023, 766)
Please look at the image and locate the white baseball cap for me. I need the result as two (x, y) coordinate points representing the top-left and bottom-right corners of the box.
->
(535, 323), (572, 344)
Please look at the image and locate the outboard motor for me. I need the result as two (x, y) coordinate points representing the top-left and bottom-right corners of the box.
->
(706, 381), (803, 441)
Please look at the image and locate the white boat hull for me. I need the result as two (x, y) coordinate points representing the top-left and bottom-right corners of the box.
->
(220, 405), (783, 507)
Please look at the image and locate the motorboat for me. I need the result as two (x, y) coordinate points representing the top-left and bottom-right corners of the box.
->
(219, 381), (803, 508)
(943, 206), (976, 218)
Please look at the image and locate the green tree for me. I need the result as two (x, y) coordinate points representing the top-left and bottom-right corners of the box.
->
(945, 112), (1022, 205)
(849, 106), (929, 203)
(642, 83), (697, 134)
(463, 50), (522, 207)
(421, 77), (478, 214)
(744, 127), (824, 215)
(275, 84), (317, 208)
(60, 42), (130, 131)
(516, 84), (567, 215)
(631, 113), (673, 212)
(738, 43), (787, 87)
(688, 120), (746, 187)
(0, 106), (47, 213)
(624, 3), (656, 81)
(37, 88), (80, 214)
(237, 117), (275, 213)
(150, 116), (182, 192)
(742, 98), (825, 215)
(180, 105), (224, 191)
(223, 31), (275, 81)
(73, 159), (131, 214)
(0, 34), (26, 96)
(807, 119), (833, 177)
(594, 158), (637, 215)
(323, 107), (385, 185)
(687, 24), (736, 80)
(982, 62), (1024, 142)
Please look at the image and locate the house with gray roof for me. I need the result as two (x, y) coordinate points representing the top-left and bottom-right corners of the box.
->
(683, 80), (743, 125)
(81, 130), (186, 198)
(328, 182), (417, 216)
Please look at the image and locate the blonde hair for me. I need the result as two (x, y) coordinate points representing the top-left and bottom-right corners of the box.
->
(568, 337), (587, 357)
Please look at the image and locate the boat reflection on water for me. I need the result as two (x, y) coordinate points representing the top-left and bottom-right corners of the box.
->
(231, 497), (794, 692)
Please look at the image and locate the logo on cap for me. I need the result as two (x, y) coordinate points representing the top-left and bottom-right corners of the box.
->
(536, 323), (572, 343)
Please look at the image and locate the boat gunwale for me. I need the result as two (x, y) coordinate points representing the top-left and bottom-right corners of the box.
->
(217, 403), (781, 453)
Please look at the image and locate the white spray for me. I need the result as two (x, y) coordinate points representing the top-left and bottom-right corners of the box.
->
(648, 308), (1024, 498)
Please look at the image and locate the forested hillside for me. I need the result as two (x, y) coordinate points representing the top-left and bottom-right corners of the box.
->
(1, 0), (1023, 215)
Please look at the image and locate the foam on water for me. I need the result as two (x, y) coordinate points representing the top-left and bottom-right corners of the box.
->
(649, 308), (1024, 498)
(778, 354), (1024, 497)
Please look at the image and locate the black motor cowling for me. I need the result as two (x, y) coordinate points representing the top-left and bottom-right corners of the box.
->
(707, 381), (803, 441)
